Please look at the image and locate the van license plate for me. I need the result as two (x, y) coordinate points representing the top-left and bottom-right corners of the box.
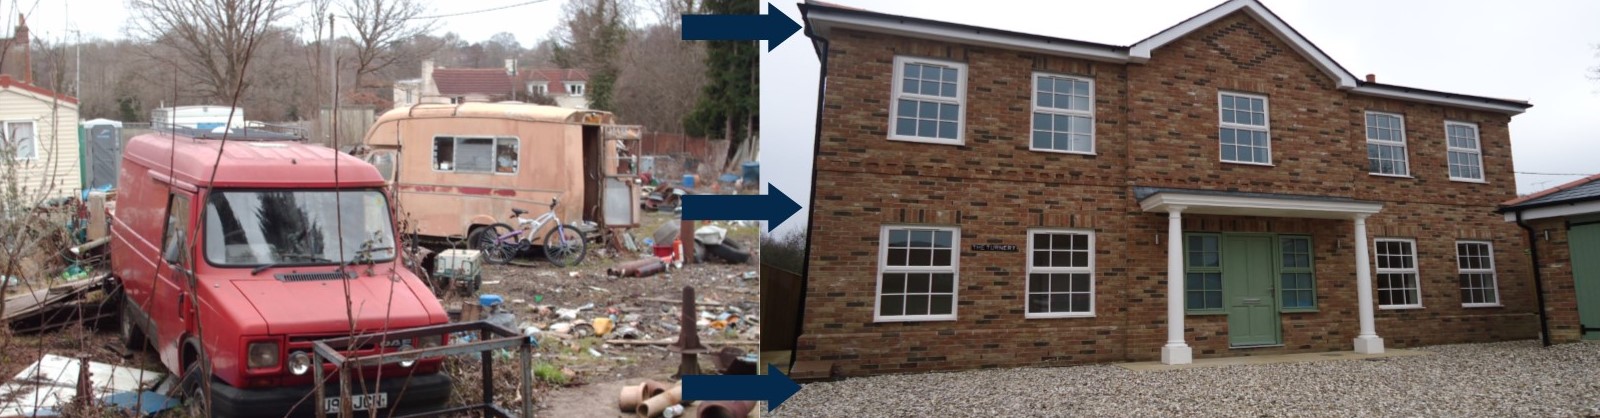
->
(324, 393), (388, 412)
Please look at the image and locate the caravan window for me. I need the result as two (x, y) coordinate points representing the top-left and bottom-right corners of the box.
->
(495, 138), (518, 173)
(433, 136), (519, 174)
(432, 137), (455, 170)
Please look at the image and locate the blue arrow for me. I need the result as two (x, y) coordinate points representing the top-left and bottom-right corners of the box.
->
(682, 3), (802, 51)
(682, 185), (801, 232)
(682, 364), (802, 412)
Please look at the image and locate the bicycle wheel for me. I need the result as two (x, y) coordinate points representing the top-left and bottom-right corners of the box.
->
(543, 224), (588, 267)
(470, 223), (517, 264)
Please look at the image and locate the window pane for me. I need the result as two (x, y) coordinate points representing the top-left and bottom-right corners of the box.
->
(889, 229), (909, 247)
(880, 295), (904, 316)
(920, 80), (939, 95)
(1030, 294), (1050, 313)
(938, 122), (959, 139)
(1071, 274), (1090, 292)
(906, 295), (930, 316)
(908, 249), (933, 266)
(1029, 273), (1049, 292)
(1205, 292), (1222, 309)
(882, 273), (906, 293)
(887, 248), (907, 266)
(907, 274), (931, 293)
(1033, 132), (1052, 149)
(898, 99), (917, 117)
(1049, 294), (1071, 312)
(1038, 92), (1053, 108)
(932, 249), (952, 266)
(943, 67), (958, 83)
(930, 295), (953, 315)
(1050, 274), (1070, 292)
(928, 272), (947, 291)
(896, 118), (916, 136)
(1037, 77), (1053, 93)
(1071, 294), (1091, 312)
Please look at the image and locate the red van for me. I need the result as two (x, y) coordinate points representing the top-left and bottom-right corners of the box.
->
(111, 129), (451, 417)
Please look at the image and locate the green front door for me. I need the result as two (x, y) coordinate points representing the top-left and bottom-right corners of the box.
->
(1570, 223), (1600, 340)
(1224, 235), (1281, 346)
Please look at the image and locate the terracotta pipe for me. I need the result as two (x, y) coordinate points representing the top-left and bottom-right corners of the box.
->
(618, 380), (670, 412)
(636, 383), (683, 417)
(696, 401), (757, 418)
(609, 258), (667, 277)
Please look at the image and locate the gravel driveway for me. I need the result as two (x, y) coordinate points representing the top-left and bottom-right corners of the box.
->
(770, 341), (1600, 417)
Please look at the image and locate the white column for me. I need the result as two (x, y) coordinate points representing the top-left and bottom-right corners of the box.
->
(1352, 214), (1385, 354)
(1161, 206), (1192, 365)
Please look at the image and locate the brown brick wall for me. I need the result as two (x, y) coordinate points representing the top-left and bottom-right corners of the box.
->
(1524, 218), (1585, 343)
(800, 12), (1536, 377)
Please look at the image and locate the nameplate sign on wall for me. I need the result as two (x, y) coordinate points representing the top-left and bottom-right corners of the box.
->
(970, 244), (1018, 252)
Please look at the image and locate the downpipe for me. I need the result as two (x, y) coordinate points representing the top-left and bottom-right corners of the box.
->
(1514, 210), (1553, 347)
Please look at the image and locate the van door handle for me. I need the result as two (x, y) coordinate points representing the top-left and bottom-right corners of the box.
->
(178, 293), (186, 321)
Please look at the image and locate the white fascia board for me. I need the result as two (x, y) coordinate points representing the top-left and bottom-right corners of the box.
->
(1140, 192), (1384, 219)
(1351, 85), (1529, 115)
(1502, 200), (1600, 222)
(806, 10), (1130, 63)
(1129, 0), (1359, 89)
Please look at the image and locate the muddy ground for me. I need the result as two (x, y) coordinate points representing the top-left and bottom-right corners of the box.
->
(0, 212), (759, 417)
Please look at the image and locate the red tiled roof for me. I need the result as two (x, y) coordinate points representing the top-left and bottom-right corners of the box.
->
(519, 68), (588, 95)
(0, 75), (78, 105)
(432, 68), (514, 96)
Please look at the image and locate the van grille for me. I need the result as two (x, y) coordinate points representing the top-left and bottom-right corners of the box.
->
(275, 271), (355, 282)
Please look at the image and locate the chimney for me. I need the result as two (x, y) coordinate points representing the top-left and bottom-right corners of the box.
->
(1365, 73), (1376, 83)
(504, 59), (517, 76)
(16, 14), (29, 83)
(420, 59), (435, 96)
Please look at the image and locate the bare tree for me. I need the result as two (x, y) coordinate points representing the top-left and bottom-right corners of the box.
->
(128, 0), (293, 102)
(613, 24), (706, 131)
(644, 0), (698, 27)
(341, 0), (436, 90)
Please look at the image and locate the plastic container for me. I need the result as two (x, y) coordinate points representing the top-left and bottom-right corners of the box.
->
(682, 174), (696, 189)
(741, 161), (760, 183)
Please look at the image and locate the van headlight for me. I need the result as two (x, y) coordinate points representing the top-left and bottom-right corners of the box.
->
(247, 341), (280, 369)
(288, 351), (311, 375)
(398, 344), (416, 367)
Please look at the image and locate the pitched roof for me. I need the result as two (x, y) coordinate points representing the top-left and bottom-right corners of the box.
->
(0, 74), (78, 105)
(799, 0), (1532, 114)
(431, 68), (513, 96)
(522, 68), (588, 83)
(1500, 174), (1600, 211)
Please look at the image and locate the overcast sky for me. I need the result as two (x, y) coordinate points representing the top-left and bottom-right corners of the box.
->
(20, 0), (568, 47)
(761, 0), (1600, 236)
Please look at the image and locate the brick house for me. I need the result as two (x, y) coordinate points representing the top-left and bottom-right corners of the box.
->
(1499, 176), (1600, 344)
(794, 0), (1536, 377)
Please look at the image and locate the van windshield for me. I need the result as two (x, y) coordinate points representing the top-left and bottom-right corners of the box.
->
(204, 190), (396, 267)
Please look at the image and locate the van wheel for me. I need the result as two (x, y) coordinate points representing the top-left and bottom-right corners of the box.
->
(119, 301), (146, 351)
(181, 359), (214, 417)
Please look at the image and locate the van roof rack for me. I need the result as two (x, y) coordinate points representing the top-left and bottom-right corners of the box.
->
(155, 124), (305, 142)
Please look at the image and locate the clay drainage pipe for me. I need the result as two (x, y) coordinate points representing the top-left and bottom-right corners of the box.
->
(636, 383), (685, 417)
(697, 400), (757, 418)
(618, 380), (670, 412)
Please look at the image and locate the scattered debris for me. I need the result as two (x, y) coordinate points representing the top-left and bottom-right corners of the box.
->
(669, 286), (710, 379)
(3, 275), (117, 333)
(637, 382), (685, 418)
(609, 258), (669, 277)
(696, 400), (757, 418)
(0, 354), (167, 417)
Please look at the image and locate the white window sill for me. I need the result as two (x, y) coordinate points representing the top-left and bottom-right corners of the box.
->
(1025, 312), (1096, 319)
(1030, 147), (1096, 156)
(1222, 160), (1275, 167)
(1378, 305), (1424, 310)
(873, 314), (958, 323)
(888, 135), (964, 146)
(1462, 303), (1503, 308)
(1369, 173), (1413, 179)
(1450, 178), (1488, 184)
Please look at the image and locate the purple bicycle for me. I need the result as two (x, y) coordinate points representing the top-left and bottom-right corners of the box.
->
(469, 198), (588, 266)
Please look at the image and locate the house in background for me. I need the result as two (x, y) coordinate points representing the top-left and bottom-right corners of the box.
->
(521, 68), (589, 109)
(1500, 176), (1600, 343)
(794, 0), (1534, 378)
(391, 60), (589, 109)
(0, 75), (81, 199)
(0, 14), (32, 84)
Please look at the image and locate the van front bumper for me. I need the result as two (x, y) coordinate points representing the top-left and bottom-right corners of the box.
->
(206, 372), (451, 417)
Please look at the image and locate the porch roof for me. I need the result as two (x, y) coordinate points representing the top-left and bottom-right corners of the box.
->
(1135, 187), (1384, 219)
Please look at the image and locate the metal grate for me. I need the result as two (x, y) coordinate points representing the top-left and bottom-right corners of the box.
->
(276, 271), (355, 282)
